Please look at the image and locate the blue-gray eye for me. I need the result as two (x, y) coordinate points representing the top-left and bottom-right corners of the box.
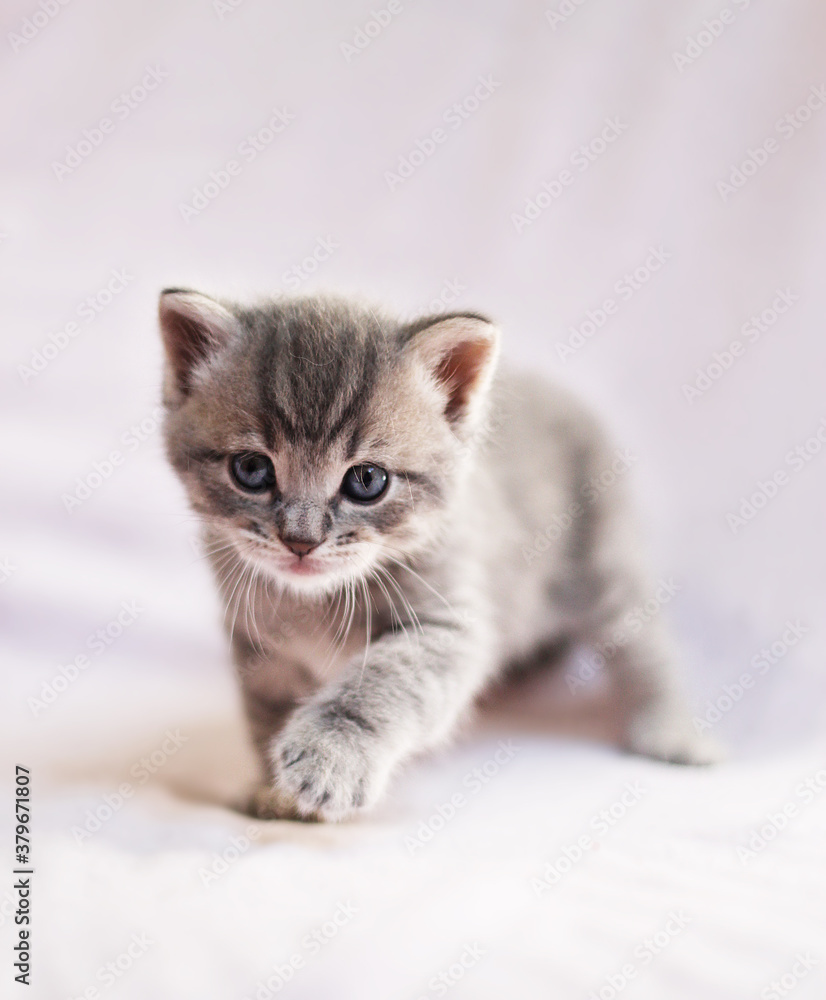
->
(230, 452), (275, 492)
(341, 464), (388, 502)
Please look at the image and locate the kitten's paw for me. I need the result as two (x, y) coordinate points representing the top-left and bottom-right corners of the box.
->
(271, 704), (385, 822)
(623, 711), (724, 766)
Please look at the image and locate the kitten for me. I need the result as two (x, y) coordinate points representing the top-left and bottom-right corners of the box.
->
(158, 290), (716, 821)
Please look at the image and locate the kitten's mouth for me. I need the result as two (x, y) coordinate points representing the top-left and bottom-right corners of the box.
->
(233, 530), (374, 593)
(284, 556), (324, 576)
(244, 539), (336, 585)
(235, 530), (328, 576)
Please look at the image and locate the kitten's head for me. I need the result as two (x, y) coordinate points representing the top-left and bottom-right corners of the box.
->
(158, 291), (499, 596)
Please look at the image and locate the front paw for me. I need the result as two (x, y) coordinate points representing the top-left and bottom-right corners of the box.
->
(271, 702), (385, 822)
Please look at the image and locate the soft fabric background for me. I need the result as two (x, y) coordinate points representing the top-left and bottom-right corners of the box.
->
(1, 1), (825, 997)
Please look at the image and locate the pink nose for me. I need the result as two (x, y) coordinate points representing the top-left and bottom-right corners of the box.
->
(282, 537), (319, 557)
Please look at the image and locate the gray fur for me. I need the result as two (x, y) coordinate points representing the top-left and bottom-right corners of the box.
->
(158, 290), (717, 822)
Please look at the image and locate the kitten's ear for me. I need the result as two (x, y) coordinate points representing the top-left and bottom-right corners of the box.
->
(403, 313), (500, 427)
(158, 289), (238, 400)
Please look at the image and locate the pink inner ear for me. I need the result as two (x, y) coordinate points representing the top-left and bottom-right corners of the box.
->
(160, 294), (234, 396)
(435, 339), (491, 421)
(163, 312), (215, 393)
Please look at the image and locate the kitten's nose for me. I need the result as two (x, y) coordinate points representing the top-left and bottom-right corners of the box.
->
(281, 536), (319, 557)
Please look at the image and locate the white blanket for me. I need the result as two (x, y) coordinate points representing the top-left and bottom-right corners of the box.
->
(2, 0), (825, 996)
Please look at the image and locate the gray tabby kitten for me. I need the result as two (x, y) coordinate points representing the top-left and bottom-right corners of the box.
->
(158, 290), (715, 821)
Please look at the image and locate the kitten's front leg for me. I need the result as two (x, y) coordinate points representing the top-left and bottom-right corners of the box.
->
(272, 612), (491, 821)
(243, 694), (303, 819)
(232, 637), (316, 819)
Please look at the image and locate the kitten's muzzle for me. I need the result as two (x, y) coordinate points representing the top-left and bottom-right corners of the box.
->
(275, 499), (329, 558)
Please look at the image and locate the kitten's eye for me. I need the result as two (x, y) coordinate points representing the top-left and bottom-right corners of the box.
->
(230, 452), (275, 493)
(341, 464), (389, 502)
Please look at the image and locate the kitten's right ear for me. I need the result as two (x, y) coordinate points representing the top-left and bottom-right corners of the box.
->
(158, 289), (237, 400)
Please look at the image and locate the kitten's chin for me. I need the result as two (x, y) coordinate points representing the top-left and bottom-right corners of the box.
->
(274, 561), (343, 595)
(243, 549), (369, 598)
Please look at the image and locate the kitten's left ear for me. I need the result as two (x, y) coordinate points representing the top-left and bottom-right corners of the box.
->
(158, 288), (238, 401)
(403, 312), (500, 428)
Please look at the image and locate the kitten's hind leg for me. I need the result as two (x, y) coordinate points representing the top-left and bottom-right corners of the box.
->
(569, 435), (722, 765)
(499, 635), (574, 683)
(610, 630), (720, 765)
(582, 582), (722, 765)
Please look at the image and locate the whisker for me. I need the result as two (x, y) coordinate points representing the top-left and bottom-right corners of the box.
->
(225, 559), (251, 646)
(356, 576), (373, 690)
(320, 581), (350, 668)
(375, 562), (422, 656)
(382, 550), (455, 616)
(244, 565), (265, 654)
(370, 565), (415, 659)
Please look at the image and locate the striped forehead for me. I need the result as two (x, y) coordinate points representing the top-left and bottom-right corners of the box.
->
(248, 302), (386, 450)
